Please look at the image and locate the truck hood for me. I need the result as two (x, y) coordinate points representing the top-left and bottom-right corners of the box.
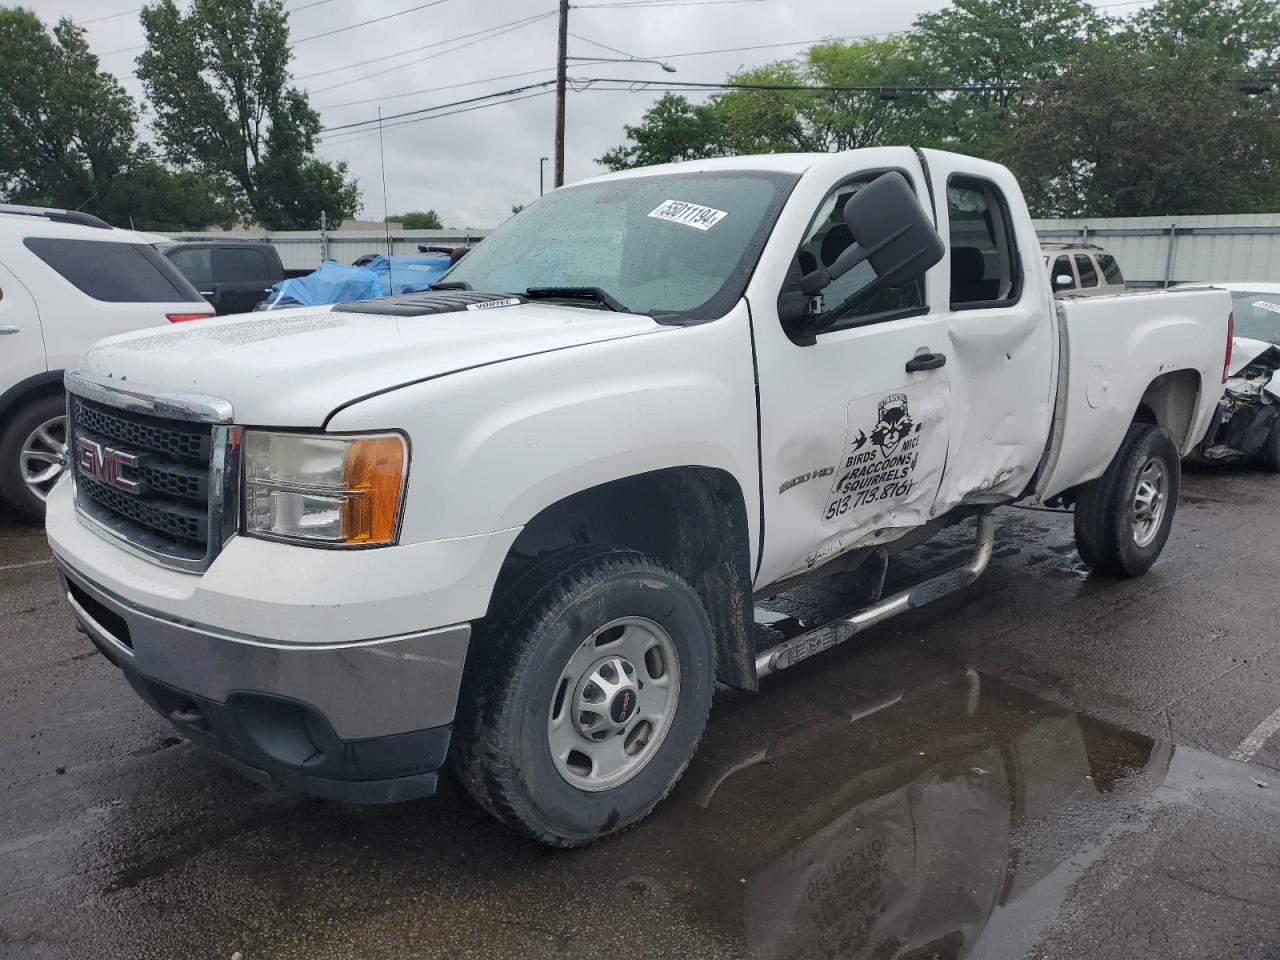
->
(79, 302), (662, 426)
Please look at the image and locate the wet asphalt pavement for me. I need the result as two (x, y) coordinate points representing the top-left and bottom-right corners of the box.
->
(3, 464), (1280, 960)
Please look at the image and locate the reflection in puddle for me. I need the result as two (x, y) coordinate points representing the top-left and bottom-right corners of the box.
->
(642, 670), (1166, 960)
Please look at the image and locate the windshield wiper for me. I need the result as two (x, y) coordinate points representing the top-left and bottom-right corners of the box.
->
(524, 286), (631, 313)
(428, 280), (471, 291)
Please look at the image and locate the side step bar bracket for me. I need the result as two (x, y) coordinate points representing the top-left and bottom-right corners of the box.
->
(755, 511), (996, 679)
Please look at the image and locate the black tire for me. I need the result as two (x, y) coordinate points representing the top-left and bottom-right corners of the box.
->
(1253, 419), (1280, 473)
(453, 545), (716, 847)
(0, 393), (66, 522)
(1074, 423), (1180, 578)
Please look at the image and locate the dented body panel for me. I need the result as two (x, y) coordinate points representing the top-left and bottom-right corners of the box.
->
(1035, 288), (1226, 500)
(46, 148), (1231, 807)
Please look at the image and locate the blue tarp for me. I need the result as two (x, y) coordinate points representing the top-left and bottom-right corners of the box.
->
(263, 254), (453, 309)
(362, 254), (452, 295)
(264, 261), (382, 309)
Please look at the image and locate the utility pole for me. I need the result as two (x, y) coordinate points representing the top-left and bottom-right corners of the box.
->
(554, 0), (569, 188)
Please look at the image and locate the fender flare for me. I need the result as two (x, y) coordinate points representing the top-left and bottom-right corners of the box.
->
(0, 370), (63, 425)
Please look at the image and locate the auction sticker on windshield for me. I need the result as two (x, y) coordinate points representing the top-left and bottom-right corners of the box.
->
(648, 200), (728, 231)
(1254, 300), (1280, 316)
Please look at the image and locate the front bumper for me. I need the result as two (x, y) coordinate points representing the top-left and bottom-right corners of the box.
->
(57, 557), (470, 804)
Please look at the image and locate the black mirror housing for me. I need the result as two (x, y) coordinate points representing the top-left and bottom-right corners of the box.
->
(798, 172), (945, 334)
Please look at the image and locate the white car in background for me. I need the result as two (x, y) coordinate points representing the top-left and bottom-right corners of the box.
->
(0, 205), (213, 519)
(1178, 282), (1280, 469)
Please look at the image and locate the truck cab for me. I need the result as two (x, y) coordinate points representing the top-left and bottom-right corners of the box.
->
(46, 148), (1230, 847)
(158, 238), (286, 315)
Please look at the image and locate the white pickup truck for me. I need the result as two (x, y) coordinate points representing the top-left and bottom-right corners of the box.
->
(47, 148), (1231, 846)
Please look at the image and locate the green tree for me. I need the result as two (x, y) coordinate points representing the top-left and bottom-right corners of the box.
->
(388, 210), (444, 229)
(1129, 0), (1280, 69)
(98, 153), (238, 231)
(599, 94), (727, 170)
(137, 0), (361, 228)
(0, 9), (135, 208)
(715, 37), (939, 154)
(914, 0), (1108, 106)
(1004, 42), (1280, 217)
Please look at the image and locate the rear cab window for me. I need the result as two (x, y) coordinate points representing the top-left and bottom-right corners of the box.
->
(168, 247), (213, 286)
(946, 177), (1022, 309)
(24, 237), (204, 303)
(1096, 253), (1124, 286)
(1051, 255), (1075, 290)
(215, 246), (275, 282)
(1074, 254), (1099, 288)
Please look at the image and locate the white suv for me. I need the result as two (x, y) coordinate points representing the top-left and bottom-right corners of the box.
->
(0, 205), (212, 519)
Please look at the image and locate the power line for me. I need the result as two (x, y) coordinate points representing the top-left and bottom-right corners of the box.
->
(317, 89), (555, 145)
(315, 67), (559, 111)
(292, 0), (451, 44)
(318, 79), (560, 134)
(296, 10), (555, 80)
(100, 0), (445, 54)
(306, 14), (553, 94)
(569, 33), (636, 58)
(570, 76), (1024, 94)
(574, 0), (769, 7)
(81, 7), (139, 24)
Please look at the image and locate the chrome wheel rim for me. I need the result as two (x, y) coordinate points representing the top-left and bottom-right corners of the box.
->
(20, 415), (68, 503)
(1132, 456), (1168, 548)
(547, 616), (681, 792)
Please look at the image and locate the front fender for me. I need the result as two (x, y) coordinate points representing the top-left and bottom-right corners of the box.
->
(327, 300), (762, 554)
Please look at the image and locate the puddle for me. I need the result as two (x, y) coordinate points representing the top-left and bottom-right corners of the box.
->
(11, 652), (1274, 960)
(632, 669), (1167, 960)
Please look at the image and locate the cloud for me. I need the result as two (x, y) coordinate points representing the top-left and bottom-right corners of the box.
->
(40, 0), (947, 227)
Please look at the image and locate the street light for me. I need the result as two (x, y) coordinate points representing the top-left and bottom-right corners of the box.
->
(565, 55), (677, 73)
(540, 156), (549, 196)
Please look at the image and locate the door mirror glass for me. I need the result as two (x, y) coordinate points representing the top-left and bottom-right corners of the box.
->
(799, 172), (944, 333)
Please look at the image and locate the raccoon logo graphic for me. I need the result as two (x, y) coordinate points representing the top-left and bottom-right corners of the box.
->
(869, 393), (913, 455)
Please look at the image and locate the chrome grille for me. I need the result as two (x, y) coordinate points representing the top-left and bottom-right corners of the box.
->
(66, 371), (238, 573)
(73, 397), (211, 461)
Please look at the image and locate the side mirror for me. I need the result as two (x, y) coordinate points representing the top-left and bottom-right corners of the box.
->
(796, 172), (945, 334)
(1052, 274), (1074, 291)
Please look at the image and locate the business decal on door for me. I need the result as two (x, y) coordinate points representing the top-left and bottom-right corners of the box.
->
(822, 392), (926, 525)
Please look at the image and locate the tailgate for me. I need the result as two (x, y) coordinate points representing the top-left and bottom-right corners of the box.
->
(1035, 289), (1230, 501)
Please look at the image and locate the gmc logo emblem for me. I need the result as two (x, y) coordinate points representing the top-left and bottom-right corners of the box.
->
(75, 437), (143, 495)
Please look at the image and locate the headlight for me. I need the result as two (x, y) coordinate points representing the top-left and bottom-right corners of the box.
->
(243, 431), (407, 546)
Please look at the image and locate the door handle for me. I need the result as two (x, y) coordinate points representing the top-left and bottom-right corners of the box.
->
(0, 324), (18, 335)
(905, 352), (946, 372)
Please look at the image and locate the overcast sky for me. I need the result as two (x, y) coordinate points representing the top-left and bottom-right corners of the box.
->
(27, 0), (1144, 228)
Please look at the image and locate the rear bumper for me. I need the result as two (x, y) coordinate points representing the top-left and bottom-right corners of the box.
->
(56, 557), (469, 803)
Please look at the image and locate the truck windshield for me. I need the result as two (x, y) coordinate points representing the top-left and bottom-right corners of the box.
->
(1230, 291), (1280, 345)
(440, 170), (797, 321)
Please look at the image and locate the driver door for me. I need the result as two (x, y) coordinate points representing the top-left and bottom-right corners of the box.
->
(747, 150), (954, 588)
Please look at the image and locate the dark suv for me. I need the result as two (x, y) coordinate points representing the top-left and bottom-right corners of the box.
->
(158, 239), (287, 315)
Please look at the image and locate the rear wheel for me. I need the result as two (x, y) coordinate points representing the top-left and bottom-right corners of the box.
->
(1074, 423), (1180, 578)
(0, 394), (68, 521)
(453, 546), (715, 847)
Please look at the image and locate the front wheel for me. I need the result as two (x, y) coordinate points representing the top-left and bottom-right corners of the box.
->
(453, 546), (715, 847)
(1074, 423), (1180, 578)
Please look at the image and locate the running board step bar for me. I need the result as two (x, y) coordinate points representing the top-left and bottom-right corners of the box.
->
(755, 510), (996, 679)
